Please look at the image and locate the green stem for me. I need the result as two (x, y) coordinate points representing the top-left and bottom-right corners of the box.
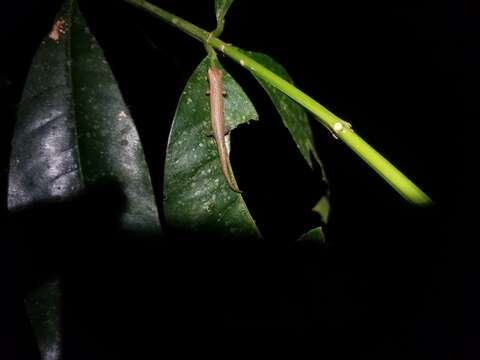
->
(124, 0), (433, 206)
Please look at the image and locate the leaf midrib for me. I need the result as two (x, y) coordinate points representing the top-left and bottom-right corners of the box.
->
(65, 0), (86, 188)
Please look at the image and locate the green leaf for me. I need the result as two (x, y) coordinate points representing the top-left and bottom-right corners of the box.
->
(312, 195), (331, 224)
(247, 51), (328, 180)
(215, 0), (234, 23)
(8, 1), (162, 359)
(213, 0), (234, 36)
(8, 0), (161, 235)
(163, 57), (261, 240)
(247, 52), (330, 238)
(296, 226), (326, 245)
(26, 279), (62, 360)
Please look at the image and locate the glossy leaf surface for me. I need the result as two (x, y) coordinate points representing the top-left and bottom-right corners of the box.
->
(8, 0), (161, 235)
(163, 57), (261, 240)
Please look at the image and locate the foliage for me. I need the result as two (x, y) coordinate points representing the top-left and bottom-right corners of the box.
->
(4, 0), (433, 358)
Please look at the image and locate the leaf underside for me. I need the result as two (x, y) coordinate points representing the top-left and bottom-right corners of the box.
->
(296, 226), (326, 245)
(247, 51), (330, 238)
(247, 51), (328, 182)
(215, 0), (234, 24)
(163, 57), (262, 240)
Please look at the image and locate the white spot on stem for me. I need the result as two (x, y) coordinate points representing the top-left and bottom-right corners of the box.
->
(333, 122), (344, 133)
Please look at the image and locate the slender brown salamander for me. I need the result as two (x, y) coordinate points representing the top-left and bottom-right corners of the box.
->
(207, 67), (242, 193)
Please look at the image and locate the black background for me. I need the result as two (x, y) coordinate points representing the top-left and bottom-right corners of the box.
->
(0, 0), (472, 358)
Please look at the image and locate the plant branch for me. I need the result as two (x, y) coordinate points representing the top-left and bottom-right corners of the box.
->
(124, 0), (433, 206)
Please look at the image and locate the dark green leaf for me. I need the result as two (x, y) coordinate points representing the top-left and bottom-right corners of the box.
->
(163, 57), (261, 240)
(8, 0), (161, 235)
(296, 226), (326, 245)
(247, 52), (330, 239)
(247, 52), (328, 181)
(8, 1), (162, 359)
(213, 0), (234, 36)
(312, 195), (331, 224)
(26, 279), (62, 360)
(215, 0), (234, 24)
